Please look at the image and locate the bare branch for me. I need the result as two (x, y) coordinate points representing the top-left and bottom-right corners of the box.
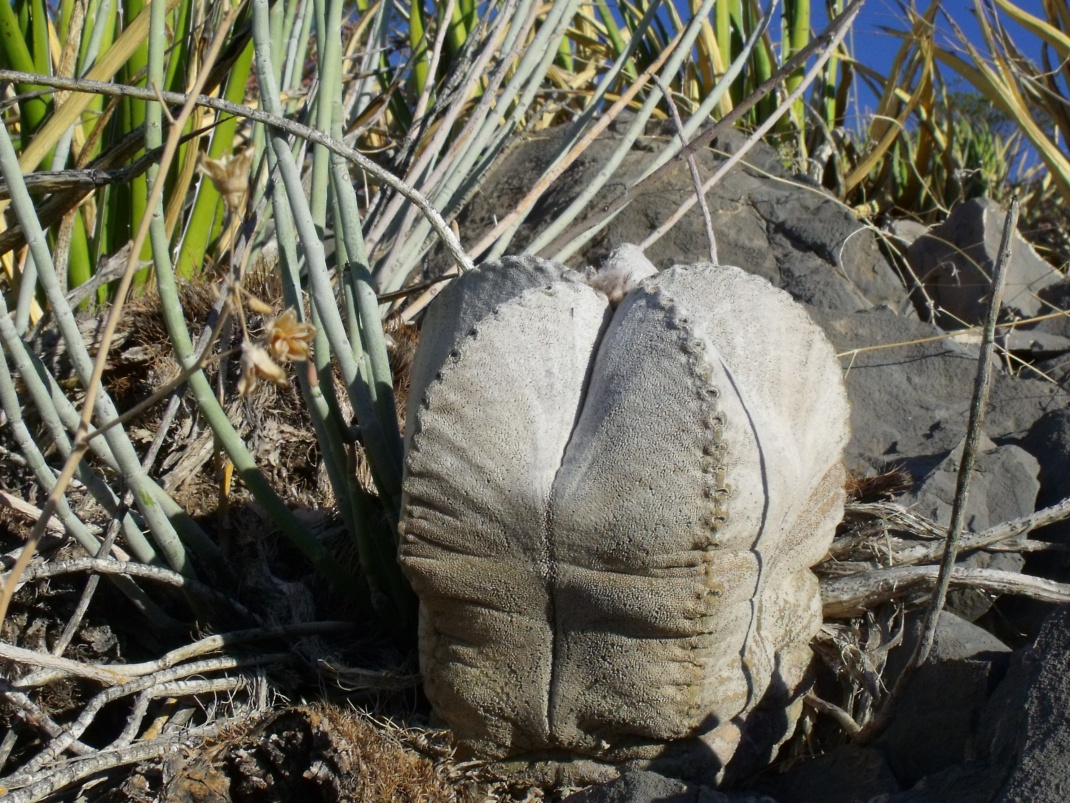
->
(654, 75), (717, 264)
(4, 557), (253, 621)
(0, 718), (242, 803)
(12, 654), (287, 777)
(822, 565), (1070, 619)
(13, 622), (352, 689)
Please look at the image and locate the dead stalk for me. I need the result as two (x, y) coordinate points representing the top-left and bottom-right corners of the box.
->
(855, 196), (1019, 743)
(654, 75), (717, 264)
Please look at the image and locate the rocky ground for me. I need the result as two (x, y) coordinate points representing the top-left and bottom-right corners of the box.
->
(3, 125), (1070, 801)
(459, 126), (1070, 802)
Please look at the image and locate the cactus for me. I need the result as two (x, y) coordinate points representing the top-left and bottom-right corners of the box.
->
(399, 246), (850, 784)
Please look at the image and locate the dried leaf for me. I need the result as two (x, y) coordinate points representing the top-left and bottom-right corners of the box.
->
(238, 342), (288, 398)
(244, 293), (276, 316)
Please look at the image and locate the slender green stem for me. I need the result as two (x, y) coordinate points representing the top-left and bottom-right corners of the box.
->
(0, 69), (475, 275)
(0, 105), (204, 573)
(0, 346), (175, 627)
(251, 0), (404, 516)
(265, 142), (362, 573)
(525, 0), (718, 257)
(0, 309), (159, 563)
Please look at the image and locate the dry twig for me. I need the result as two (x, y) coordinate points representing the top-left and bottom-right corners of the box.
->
(11, 622), (352, 689)
(653, 75), (717, 263)
(10, 653), (285, 777)
(0, 718), (242, 803)
(822, 565), (1070, 618)
(3, 557), (253, 620)
(855, 196), (1019, 743)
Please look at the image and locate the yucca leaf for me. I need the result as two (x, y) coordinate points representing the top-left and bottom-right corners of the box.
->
(595, 0), (638, 81)
(932, 43), (1070, 201)
(0, 0), (50, 134)
(783, 0), (810, 125)
(991, 0), (1070, 58)
(17, 0), (182, 172)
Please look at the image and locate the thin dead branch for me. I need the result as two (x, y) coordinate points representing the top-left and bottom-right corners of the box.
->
(113, 676), (248, 748)
(0, 717), (242, 803)
(10, 653), (287, 777)
(913, 196), (1019, 662)
(822, 565), (1070, 618)
(804, 691), (862, 737)
(0, 680), (95, 758)
(828, 494), (1070, 569)
(11, 622), (353, 689)
(3, 557), (252, 620)
(654, 75), (717, 263)
(853, 198), (1018, 743)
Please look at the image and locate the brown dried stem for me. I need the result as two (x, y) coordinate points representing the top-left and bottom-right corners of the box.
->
(822, 565), (1070, 618)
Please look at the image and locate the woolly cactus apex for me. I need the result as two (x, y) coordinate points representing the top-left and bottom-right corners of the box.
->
(399, 252), (850, 786)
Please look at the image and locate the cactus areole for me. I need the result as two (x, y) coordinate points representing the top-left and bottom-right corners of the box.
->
(399, 247), (850, 785)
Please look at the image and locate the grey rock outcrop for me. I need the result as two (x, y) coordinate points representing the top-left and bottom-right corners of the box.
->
(906, 197), (1062, 327)
(399, 251), (850, 785)
(807, 306), (1062, 478)
(1033, 280), (1070, 340)
(462, 128), (905, 315)
(983, 605), (1070, 802)
(898, 438), (1039, 620)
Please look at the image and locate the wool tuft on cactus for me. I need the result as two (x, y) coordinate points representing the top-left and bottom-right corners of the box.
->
(398, 246), (850, 785)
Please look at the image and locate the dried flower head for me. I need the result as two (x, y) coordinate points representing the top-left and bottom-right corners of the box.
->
(265, 308), (315, 363)
(238, 342), (288, 398)
(199, 150), (252, 212)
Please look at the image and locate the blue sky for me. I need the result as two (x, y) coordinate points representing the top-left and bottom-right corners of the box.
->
(820, 0), (1051, 124)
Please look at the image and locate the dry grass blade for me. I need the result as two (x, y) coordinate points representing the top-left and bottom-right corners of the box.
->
(10, 0), (184, 174)
(991, 0), (1070, 55)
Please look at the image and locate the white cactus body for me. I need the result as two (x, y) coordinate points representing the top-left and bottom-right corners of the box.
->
(399, 249), (850, 784)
